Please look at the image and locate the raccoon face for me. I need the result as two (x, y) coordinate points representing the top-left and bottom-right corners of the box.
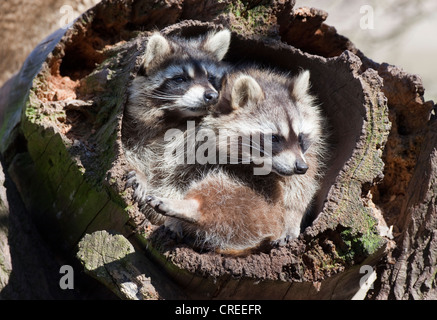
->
(150, 60), (228, 117)
(136, 30), (231, 117)
(269, 132), (311, 176)
(269, 71), (319, 176)
(224, 70), (319, 176)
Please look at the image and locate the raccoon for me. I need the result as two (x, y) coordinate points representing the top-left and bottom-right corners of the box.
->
(122, 29), (231, 176)
(144, 68), (326, 255)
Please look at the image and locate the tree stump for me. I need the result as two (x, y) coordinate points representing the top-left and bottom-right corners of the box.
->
(0, 0), (435, 299)
(0, 162), (11, 291)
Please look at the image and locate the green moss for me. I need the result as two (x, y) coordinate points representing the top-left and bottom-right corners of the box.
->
(338, 222), (382, 264)
(245, 5), (270, 27)
(359, 213), (383, 255)
(123, 204), (134, 212)
(223, 0), (273, 32)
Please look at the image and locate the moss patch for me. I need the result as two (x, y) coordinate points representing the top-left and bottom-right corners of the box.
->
(221, 0), (280, 37)
(338, 226), (382, 264)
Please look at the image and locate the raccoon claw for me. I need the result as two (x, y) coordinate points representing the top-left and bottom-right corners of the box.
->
(272, 235), (291, 247)
(124, 170), (138, 189)
(145, 195), (169, 215)
(284, 234), (291, 243)
(126, 170), (137, 180)
(124, 170), (151, 207)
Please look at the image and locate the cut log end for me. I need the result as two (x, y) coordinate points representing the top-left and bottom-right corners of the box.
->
(77, 230), (160, 300)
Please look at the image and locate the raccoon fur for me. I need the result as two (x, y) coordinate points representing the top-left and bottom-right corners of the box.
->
(142, 67), (327, 255)
(122, 29), (231, 175)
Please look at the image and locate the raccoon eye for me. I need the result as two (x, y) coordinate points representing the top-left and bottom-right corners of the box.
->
(172, 76), (187, 83)
(271, 134), (281, 143)
(299, 134), (310, 153)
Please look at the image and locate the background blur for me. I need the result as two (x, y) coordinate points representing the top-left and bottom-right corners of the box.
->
(0, 0), (100, 86)
(295, 0), (437, 102)
(1, 0), (435, 102)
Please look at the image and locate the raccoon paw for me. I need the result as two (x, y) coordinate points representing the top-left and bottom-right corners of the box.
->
(272, 235), (291, 247)
(145, 195), (201, 224)
(125, 170), (149, 205)
(124, 170), (138, 188)
(145, 195), (169, 215)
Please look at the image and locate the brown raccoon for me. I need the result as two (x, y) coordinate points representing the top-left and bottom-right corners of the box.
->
(144, 68), (326, 255)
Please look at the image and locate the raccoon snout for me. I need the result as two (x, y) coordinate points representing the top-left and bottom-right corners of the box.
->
(203, 90), (219, 104)
(294, 160), (308, 174)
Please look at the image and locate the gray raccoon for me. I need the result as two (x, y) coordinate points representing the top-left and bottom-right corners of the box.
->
(122, 29), (231, 223)
(145, 68), (327, 255)
(122, 29), (231, 165)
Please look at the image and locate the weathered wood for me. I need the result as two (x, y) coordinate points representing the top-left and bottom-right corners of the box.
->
(77, 230), (161, 300)
(0, 157), (91, 299)
(0, 0), (434, 299)
(0, 162), (11, 292)
(372, 119), (437, 300)
(278, 5), (436, 300)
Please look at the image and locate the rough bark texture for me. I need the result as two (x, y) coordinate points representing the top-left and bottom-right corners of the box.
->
(372, 120), (437, 300)
(0, 163), (11, 292)
(0, 0), (435, 299)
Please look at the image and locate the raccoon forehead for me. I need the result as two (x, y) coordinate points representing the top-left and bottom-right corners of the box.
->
(161, 65), (185, 78)
(231, 116), (280, 137)
(278, 99), (316, 136)
(259, 111), (315, 139)
(158, 59), (222, 78)
(290, 115), (320, 141)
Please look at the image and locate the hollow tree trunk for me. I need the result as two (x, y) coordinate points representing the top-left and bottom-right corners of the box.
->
(0, 0), (435, 299)
(0, 163), (10, 291)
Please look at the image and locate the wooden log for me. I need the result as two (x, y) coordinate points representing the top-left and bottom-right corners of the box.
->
(77, 230), (183, 300)
(0, 162), (11, 292)
(0, 0), (434, 299)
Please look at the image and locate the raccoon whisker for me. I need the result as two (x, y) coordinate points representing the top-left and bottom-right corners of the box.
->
(222, 155), (263, 164)
(139, 95), (178, 101)
(142, 91), (209, 108)
(159, 103), (206, 111)
(245, 139), (264, 149)
(140, 90), (185, 99)
(153, 92), (206, 103)
(141, 93), (181, 100)
(249, 140), (273, 157)
(159, 104), (189, 110)
(176, 100), (204, 107)
(151, 92), (206, 102)
(151, 89), (183, 97)
(152, 94), (184, 100)
(151, 95), (182, 100)
(238, 142), (272, 157)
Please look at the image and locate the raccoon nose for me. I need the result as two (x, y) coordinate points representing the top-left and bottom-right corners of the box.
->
(294, 160), (308, 174)
(204, 90), (218, 104)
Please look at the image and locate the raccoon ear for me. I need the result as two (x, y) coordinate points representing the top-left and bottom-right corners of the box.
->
(202, 29), (231, 61)
(142, 33), (172, 72)
(290, 70), (311, 101)
(231, 75), (264, 110)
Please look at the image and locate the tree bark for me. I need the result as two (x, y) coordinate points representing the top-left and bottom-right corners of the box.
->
(0, 162), (11, 292)
(0, 0), (434, 299)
